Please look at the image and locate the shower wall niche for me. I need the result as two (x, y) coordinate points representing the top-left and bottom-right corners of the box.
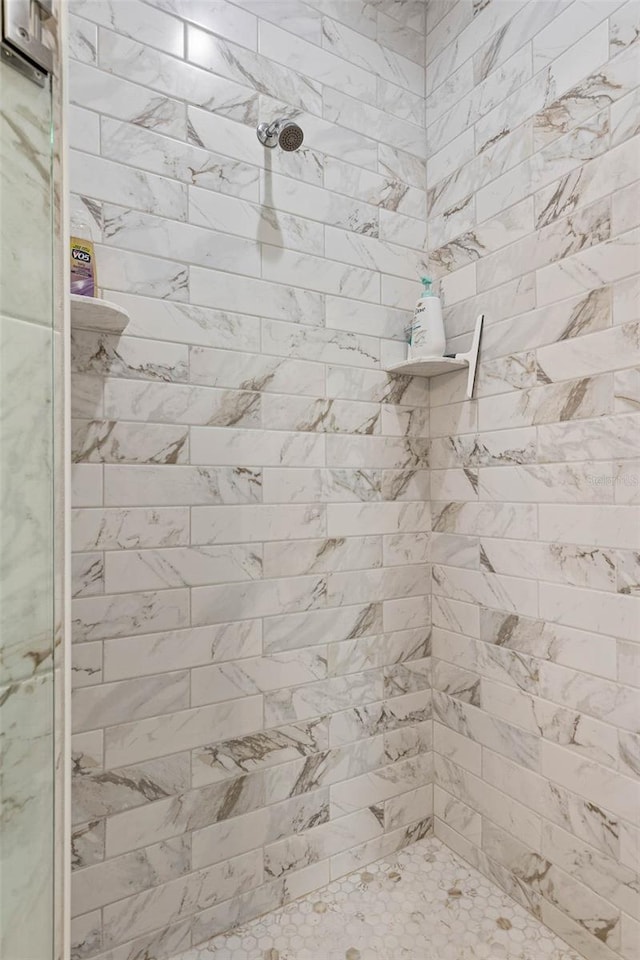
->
(68, 2), (432, 957)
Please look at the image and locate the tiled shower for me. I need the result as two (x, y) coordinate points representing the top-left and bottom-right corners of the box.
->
(0, 1), (638, 960)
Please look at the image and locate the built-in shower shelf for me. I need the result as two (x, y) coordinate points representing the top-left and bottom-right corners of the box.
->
(386, 356), (468, 377)
(385, 313), (484, 399)
(70, 294), (129, 333)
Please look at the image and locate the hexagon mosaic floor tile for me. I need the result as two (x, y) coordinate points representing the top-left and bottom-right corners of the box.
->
(176, 838), (584, 960)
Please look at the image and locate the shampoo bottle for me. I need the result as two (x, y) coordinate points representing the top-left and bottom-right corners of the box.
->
(70, 212), (98, 298)
(410, 276), (445, 359)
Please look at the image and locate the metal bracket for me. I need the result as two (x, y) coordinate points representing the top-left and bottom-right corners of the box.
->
(453, 313), (484, 399)
(2, 0), (53, 85)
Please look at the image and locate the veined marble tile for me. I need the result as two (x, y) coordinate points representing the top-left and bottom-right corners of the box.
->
(72, 641), (103, 689)
(71, 834), (190, 917)
(104, 695), (263, 771)
(477, 462), (617, 504)
(483, 820), (621, 950)
(101, 851), (262, 949)
(70, 151), (187, 222)
(327, 564), (428, 607)
(383, 594), (431, 631)
(537, 228), (640, 306)
(99, 30), (258, 124)
(189, 346), (324, 396)
(480, 536), (615, 591)
(260, 394), (380, 434)
(105, 545), (261, 593)
(611, 86), (640, 147)
(71, 819), (105, 871)
(329, 689), (432, 747)
(191, 504), (324, 544)
(540, 503), (640, 549)
(104, 620), (261, 682)
(265, 808), (383, 879)
(264, 671), (383, 725)
(480, 607), (617, 680)
(70, 0), (184, 56)
(104, 205), (260, 276)
(327, 360), (429, 407)
(72, 507), (189, 552)
(189, 859), (331, 946)
(434, 692), (540, 771)
(72, 588), (189, 643)
(431, 501), (537, 539)
(261, 167), (378, 236)
(259, 20), (376, 104)
(330, 753), (432, 817)
(432, 595), (480, 640)
(191, 648), (328, 706)
(383, 532), (430, 566)
(72, 329), (189, 383)
(264, 602), (382, 654)
(327, 501), (429, 537)
(192, 789), (329, 870)
(72, 419), (188, 465)
(192, 573), (327, 625)
(72, 464), (103, 508)
(539, 660), (638, 736)
(328, 626), (429, 678)
(106, 292), (261, 352)
(264, 320), (382, 369)
(262, 467), (381, 504)
(483, 747), (621, 860)
(538, 412), (640, 462)
(153, 0), (258, 47)
(478, 374), (613, 431)
(69, 61), (187, 138)
(264, 535), (382, 577)
(189, 185), (323, 254)
(326, 435), (428, 469)
(187, 25), (322, 114)
(103, 379), (260, 428)
(191, 719), (330, 788)
(97, 245), (189, 301)
(104, 464), (261, 507)
(430, 426), (537, 470)
(540, 580), (640, 643)
(617, 549), (640, 595)
(69, 13), (98, 64)
(72, 553), (104, 599)
(192, 427), (324, 468)
(535, 136), (640, 228)
(322, 14), (423, 95)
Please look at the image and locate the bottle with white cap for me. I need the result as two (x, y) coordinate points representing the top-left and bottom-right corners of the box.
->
(409, 276), (446, 359)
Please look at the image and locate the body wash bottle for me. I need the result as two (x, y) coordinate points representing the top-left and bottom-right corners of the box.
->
(410, 276), (445, 359)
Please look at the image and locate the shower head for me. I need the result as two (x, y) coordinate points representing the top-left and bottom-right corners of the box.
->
(257, 118), (304, 152)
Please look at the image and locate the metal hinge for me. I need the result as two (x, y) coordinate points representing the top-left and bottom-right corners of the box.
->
(1, 0), (53, 86)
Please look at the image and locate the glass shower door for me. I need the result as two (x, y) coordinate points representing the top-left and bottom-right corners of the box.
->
(0, 31), (57, 960)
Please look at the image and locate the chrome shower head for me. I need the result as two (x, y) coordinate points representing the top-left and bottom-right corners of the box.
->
(257, 118), (304, 152)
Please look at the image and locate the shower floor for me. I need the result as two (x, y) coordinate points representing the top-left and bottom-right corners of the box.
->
(175, 837), (584, 960)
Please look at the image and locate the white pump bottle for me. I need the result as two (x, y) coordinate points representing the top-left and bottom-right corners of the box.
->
(409, 277), (445, 359)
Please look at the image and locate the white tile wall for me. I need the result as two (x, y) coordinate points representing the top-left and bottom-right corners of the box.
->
(68, 2), (431, 958)
(427, 3), (640, 960)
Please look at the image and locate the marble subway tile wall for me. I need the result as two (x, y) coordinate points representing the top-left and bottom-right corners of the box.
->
(426, 2), (640, 960)
(68, 1), (432, 957)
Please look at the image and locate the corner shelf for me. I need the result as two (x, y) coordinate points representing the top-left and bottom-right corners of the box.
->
(386, 356), (467, 377)
(386, 313), (484, 399)
(70, 294), (129, 334)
